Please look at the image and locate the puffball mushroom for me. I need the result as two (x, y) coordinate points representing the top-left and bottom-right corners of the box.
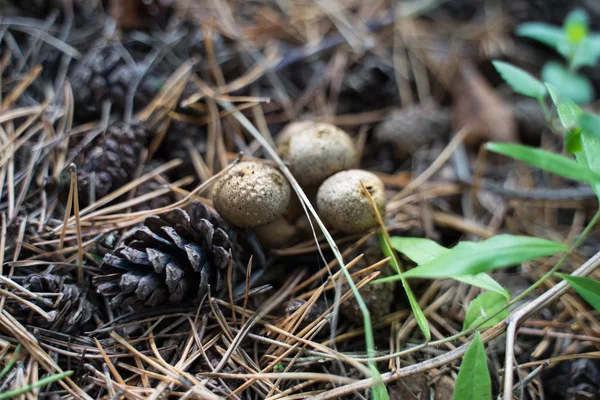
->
(213, 161), (291, 228)
(277, 121), (356, 186)
(253, 217), (298, 249)
(316, 169), (386, 233)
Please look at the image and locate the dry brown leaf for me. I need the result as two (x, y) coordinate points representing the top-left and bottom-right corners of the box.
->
(452, 61), (518, 145)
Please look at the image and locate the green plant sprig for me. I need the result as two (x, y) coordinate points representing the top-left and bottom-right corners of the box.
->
(0, 371), (73, 400)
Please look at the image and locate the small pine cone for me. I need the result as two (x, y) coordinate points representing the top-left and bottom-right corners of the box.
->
(340, 243), (396, 324)
(76, 121), (149, 206)
(340, 270), (396, 325)
(69, 43), (158, 121)
(94, 203), (256, 309)
(21, 274), (96, 333)
(373, 106), (452, 160)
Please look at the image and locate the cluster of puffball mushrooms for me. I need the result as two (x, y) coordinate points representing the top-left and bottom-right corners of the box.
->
(212, 121), (386, 248)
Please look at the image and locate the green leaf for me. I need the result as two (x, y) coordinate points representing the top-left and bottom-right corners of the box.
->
(564, 8), (589, 45)
(387, 235), (566, 280)
(492, 61), (547, 99)
(547, 84), (583, 129)
(589, 33), (600, 49)
(379, 233), (430, 341)
(576, 121), (600, 201)
(463, 292), (510, 330)
(570, 38), (600, 70)
(371, 366), (391, 400)
(372, 384), (390, 400)
(542, 61), (594, 104)
(579, 113), (600, 141)
(389, 237), (509, 298)
(455, 274), (510, 300)
(390, 236), (448, 264)
(453, 332), (491, 400)
(565, 129), (583, 154)
(487, 142), (600, 184)
(546, 85), (585, 154)
(516, 23), (564, 49)
(516, 21), (599, 69)
(556, 273), (600, 312)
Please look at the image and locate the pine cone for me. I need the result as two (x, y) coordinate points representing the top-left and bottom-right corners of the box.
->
(340, 268), (396, 324)
(69, 43), (158, 121)
(373, 106), (452, 160)
(95, 203), (256, 309)
(21, 274), (96, 333)
(340, 241), (396, 324)
(76, 121), (149, 206)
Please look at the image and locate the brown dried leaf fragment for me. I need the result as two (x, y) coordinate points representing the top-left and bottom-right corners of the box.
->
(453, 62), (518, 145)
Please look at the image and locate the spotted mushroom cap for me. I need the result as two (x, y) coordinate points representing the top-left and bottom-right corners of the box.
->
(213, 161), (291, 228)
(316, 169), (386, 233)
(277, 121), (356, 186)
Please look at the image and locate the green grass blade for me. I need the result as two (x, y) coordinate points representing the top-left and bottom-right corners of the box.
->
(556, 273), (600, 312)
(453, 332), (491, 400)
(486, 142), (600, 184)
(218, 100), (380, 394)
(0, 344), (21, 380)
(379, 233), (430, 341)
(370, 365), (391, 400)
(463, 292), (510, 330)
(492, 61), (547, 99)
(0, 371), (73, 400)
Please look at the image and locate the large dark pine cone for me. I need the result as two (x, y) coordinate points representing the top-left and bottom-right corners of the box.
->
(69, 43), (158, 121)
(77, 121), (149, 206)
(95, 203), (254, 309)
(21, 274), (96, 333)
